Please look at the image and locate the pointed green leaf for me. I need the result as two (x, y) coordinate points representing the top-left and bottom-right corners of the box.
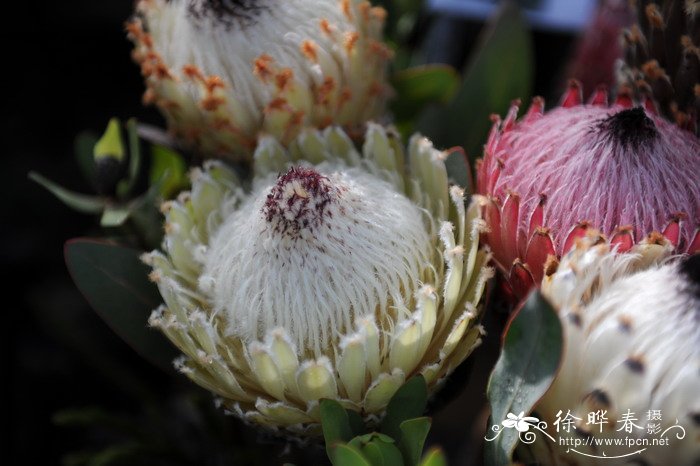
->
(150, 145), (188, 199)
(331, 444), (372, 466)
(380, 376), (428, 440)
(29, 172), (106, 214)
(419, 448), (446, 466)
(349, 433), (394, 448)
(485, 291), (562, 466)
(391, 64), (460, 125)
(417, 2), (533, 161)
(362, 438), (404, 466)
(398, 417), (431, 466)
(321, 399), (355, 459)
(64, 238), (177, 372)
(116, 118), (142, 199)
(359, 442), (386, 466)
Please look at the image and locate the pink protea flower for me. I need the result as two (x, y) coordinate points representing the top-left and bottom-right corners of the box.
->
(476, 81), (700, 300)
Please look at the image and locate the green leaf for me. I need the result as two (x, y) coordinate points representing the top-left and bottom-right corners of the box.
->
(380, 376), (428, 440)
(391, 64), (460, 125)
(331, 444), (372, 466)
(29, 172), (106, 214)
(150, 145), (188, 199)
(346, 434), (404, 466)
(321, 399), (355, 459)
(485, 291), (563, 466)
(75, 131), (99, 186)
(64, 238), (177, 372)
(417, 2), (533, 161)
(419, 448), (446, 466)
(358, 442), (386, 466)
(398, 417), (431, 466)
(348, 433), (394, 450)
(116, 118), (142, 199)
(362, 438), (404, 466)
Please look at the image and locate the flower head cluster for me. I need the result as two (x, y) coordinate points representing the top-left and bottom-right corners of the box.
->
(536, 233), (700, 465)
(143, 124), (492, 435)
(127, 0), (391, 160)
(476, 82), (700, 299)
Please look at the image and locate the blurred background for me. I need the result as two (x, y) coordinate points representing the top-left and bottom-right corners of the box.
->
(5, 1), (624, 464)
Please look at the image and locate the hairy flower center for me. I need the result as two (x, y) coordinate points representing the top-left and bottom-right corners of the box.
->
(185, 0), (268, 28)
(263, 167), (341, 239)
(202, 164), (432, 354)
(596, 106), (658, 149)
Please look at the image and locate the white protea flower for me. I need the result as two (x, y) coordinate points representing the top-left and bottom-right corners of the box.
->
(533, 233), (700, 465)
(142, 124), (493, 436)
(127, 0), (391, 161)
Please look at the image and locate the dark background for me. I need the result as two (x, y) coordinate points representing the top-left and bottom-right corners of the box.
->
(5, 2), (578, 464)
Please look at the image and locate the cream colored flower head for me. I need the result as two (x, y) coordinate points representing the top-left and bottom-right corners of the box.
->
(536, 233), (700, 465)
(143, 124), (492, 435)
(127, 0), (391, 161)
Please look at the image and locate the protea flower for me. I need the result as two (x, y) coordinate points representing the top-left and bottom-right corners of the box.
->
(533, 233), (700, 465)
(476, 82), (700, 299)
(142, 124), (492, 435)
(127, 0), (391, 161)
(620, 0), (700, 133)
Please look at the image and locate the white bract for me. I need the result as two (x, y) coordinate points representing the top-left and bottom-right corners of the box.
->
(128, 0), (391, 160)
(143, 124), (493, 435)
(536, 233), (700, 465)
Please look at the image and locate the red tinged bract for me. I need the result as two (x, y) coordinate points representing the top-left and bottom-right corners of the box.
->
(476, 82), (700, 300)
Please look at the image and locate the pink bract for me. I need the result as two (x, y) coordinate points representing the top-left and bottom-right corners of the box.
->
(476, 82), (700, 300)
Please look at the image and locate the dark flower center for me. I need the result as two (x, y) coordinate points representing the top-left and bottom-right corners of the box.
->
(186, 0), (268, 28)
(262, 167), (340, 238)
(596, 107), (658, 150)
